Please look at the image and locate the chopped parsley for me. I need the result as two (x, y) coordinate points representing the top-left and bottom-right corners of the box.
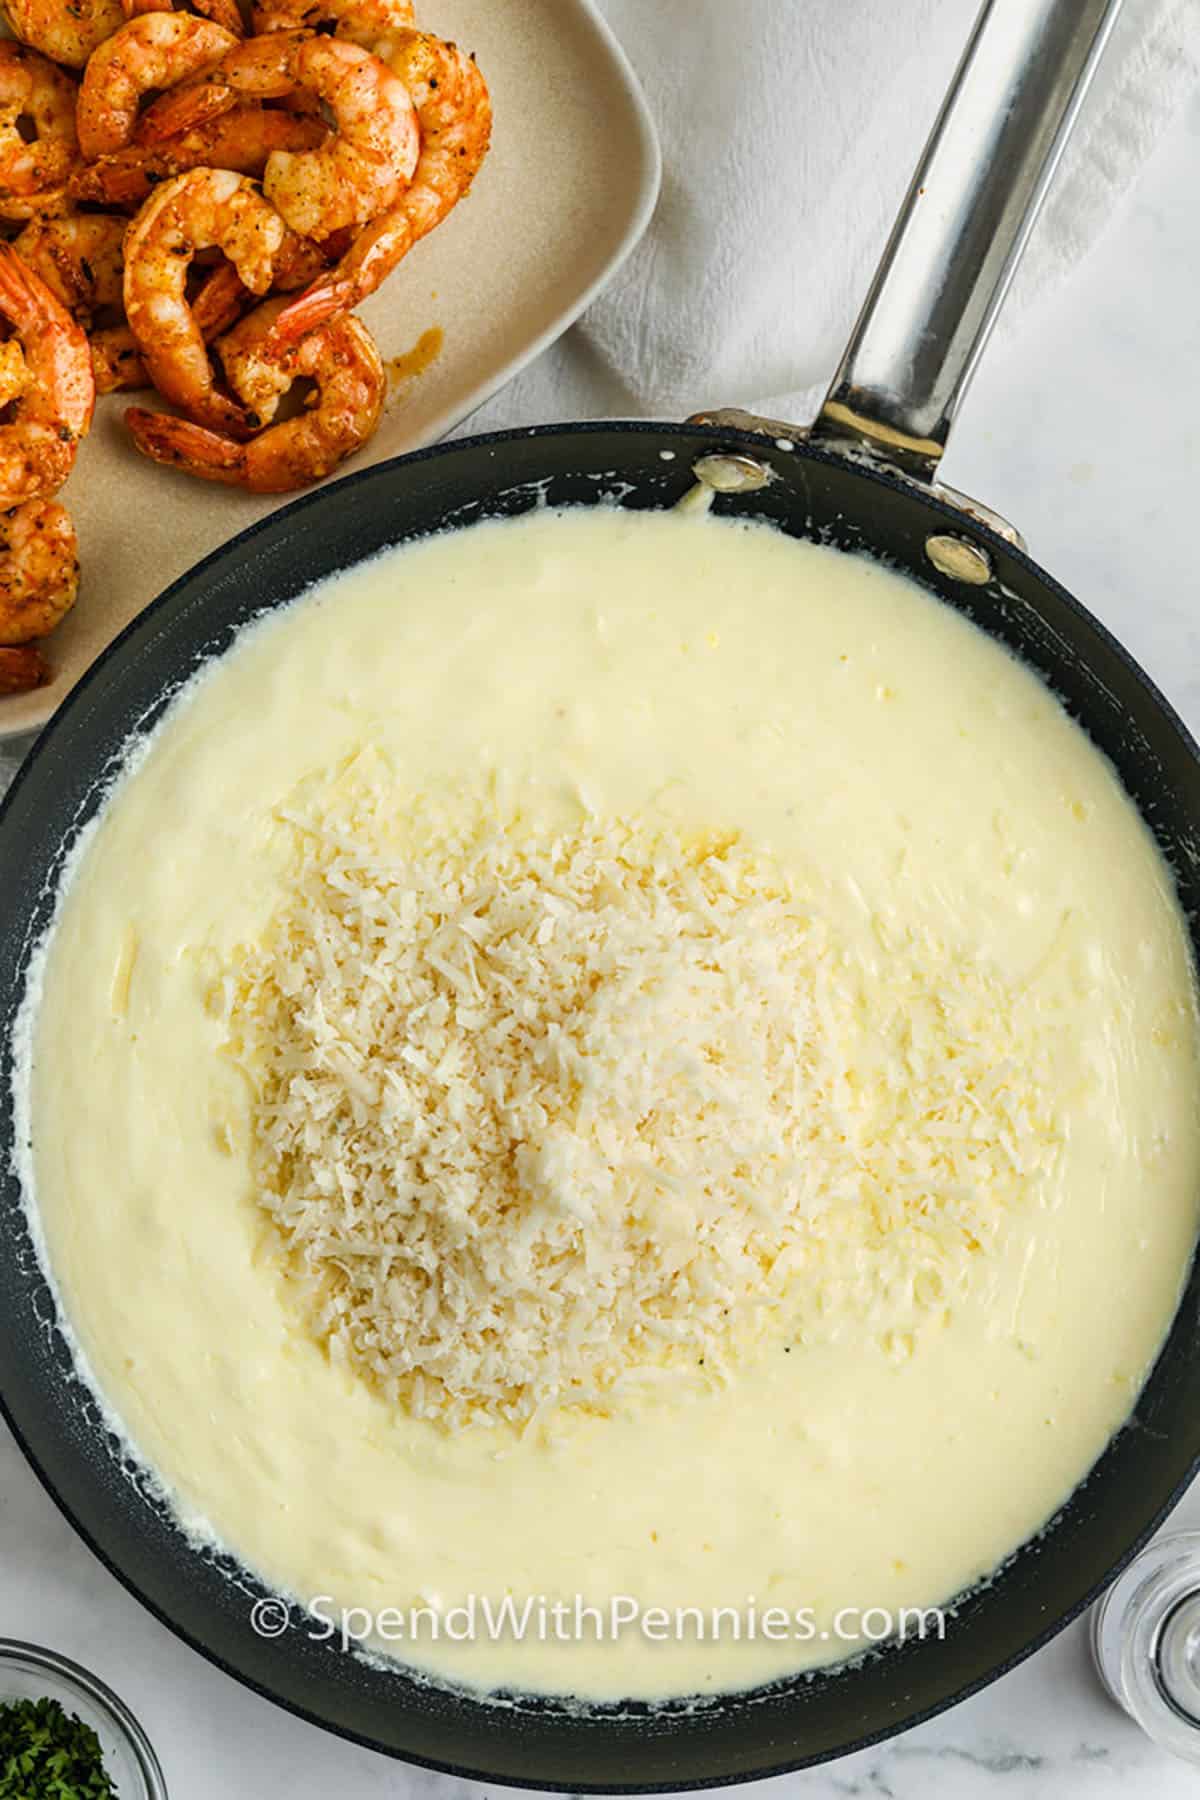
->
(0, 1696), (117, 1799)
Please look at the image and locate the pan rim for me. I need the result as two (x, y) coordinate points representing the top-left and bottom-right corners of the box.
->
(3, 416), (1200, 1791)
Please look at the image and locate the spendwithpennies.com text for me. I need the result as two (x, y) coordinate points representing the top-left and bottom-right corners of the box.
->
(249, 1594), (948, 1653)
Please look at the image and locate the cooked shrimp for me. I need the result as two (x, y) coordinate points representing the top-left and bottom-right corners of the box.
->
(251, 0), (410, 44)
(0, 242), (93, 507)
(170, 228), (333, 413)
(17, 207), (130, 386)
(15, 205), (250, 393)
(3, 0), (124, 70)
(0, 641), (49, 693)
(13, 207), (126, 320)
(69, 103), (327, 205)
(139, 31), (418, 239)
(126, 300), (383, 491)
(88, 324), (145, 393)
(0, 497), (79, 641)
(263, 29), (490, 351)
(190, 254), (259, 333)
(76, 13), (238, 159)
(0, 43), (80, 220)
(122, 166), (288, 432)
(122, 0), (244, 39)
(196, 261), (296, 418)
(14, 208), (134, 386)
(89, 260), (246, 393)
(0, 338), (29, 409)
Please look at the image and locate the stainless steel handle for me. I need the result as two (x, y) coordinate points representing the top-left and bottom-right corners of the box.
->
(812, 0), (1124, 481)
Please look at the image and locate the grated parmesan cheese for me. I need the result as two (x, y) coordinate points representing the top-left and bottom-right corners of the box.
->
(218, 785), (1061, 1430)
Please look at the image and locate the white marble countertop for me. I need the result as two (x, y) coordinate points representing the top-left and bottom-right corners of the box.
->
(5, 70), (1200, 1800)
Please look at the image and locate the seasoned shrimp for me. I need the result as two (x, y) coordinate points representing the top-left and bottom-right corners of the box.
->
(88, 324), (145, 393)
(263, 29), (490, 351)
(15, 208), (132, 385)
(121, 167), (288, 431)
(251, 0), (410, 44)
(88, 263), (246, 393)
(76, 13), (238, 159)
(0, 641), (49, 693)
(13, 207), (126, 319)
(0, 498), (79, 641)
(126, 300), (383, 491)
(69, 103), (327, 205)
(18, 208), (134, 390)
(0, 242), (93, 507)
(0, 338), (28, 408)
(3, 0), (124, 70)
(189, 254), (260, 333)
(129, 226), (330, 410)
(139, 31), (418, 239)
(122, 0), (244, 39)
(158, 226), (334, 410)
(14, 208), (134, 386)
(195, 256), (310, 418)
(15, 206), (249, 393)
(0, 43), (80, 220)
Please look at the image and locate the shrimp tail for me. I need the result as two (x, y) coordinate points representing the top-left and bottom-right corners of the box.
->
(122, 0), (244, 24)
(258, 276), (349, 352)
(126, 406), (246, 483)
(191, 260), (252, 339)
(192, 0), (246, 36)
(90, 325), (147, 395)
(137, 79), (238, 144)
(68, 155), (153, 208)
(0, 643), (50, 693)
(0, 241), (59, 327)
(262, 209), (414, 352)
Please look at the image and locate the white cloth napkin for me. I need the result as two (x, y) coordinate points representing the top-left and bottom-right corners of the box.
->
(467, 0), (1200, 435)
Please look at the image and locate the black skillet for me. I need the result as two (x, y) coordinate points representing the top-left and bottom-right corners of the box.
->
(3, 0), (1197, 1788)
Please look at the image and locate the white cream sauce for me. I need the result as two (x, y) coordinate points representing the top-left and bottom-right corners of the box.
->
(23, 506), (1200, 1702)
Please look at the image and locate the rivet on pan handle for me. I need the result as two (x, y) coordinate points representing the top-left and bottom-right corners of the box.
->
(686, 408), (1027, 554)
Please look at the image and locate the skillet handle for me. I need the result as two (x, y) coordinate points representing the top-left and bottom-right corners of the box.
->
(811, 0), (1124, 482)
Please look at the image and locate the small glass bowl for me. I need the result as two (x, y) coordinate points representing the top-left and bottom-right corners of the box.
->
(0, 1640), (167, 1799)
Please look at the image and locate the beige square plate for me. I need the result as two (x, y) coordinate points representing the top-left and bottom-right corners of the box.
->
(0, 0), (660, 740)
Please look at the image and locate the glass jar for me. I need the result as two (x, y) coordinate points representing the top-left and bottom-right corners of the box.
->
(1091, 1531), (1200, 1763)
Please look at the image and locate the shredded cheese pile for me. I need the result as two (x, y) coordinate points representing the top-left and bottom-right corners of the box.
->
(219, 789), (1060, 1430)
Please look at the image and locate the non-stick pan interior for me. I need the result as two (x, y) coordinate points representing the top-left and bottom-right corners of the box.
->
(3, 422), (1200, 1790)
